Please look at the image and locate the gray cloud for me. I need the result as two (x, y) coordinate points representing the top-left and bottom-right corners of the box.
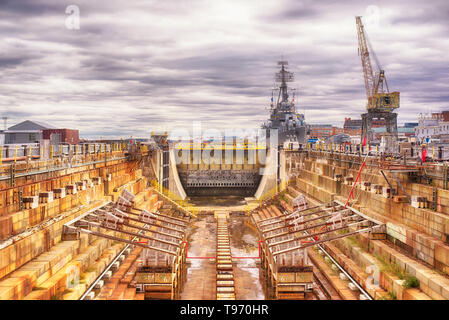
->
(0, 0), (448, 138)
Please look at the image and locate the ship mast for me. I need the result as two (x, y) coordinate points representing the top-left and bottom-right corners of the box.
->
(276, 60), (294, 107)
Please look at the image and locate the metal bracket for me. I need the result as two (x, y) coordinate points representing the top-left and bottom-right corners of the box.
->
(432, 186), (438, 211)
(444, 164), (448, 190)
(390, 172), (411, 203)
(10, 163), (15, 187)
(18, 189), (23, 211)
(380, 170), (396, 196)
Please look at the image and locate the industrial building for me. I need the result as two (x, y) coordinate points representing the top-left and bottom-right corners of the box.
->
(309, 123), (361, 140)
(1, 120), (79, 145)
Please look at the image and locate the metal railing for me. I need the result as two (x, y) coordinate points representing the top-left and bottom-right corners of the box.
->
(305, 141), (449, 161)
(0, 142), (132, 164)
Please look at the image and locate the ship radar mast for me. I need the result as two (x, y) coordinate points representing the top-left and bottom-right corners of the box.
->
(263, 60), (307, 146)
(276, 60), (294, 104)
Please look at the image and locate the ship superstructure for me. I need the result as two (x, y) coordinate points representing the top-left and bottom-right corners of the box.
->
(263, 61), (307, 147)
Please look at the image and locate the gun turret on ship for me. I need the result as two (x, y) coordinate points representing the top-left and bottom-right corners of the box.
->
(262, 61), (307, 148)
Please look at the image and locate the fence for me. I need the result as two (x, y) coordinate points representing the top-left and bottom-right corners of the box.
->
(0, 142), (131, 165)
(305, 142), (449, 161)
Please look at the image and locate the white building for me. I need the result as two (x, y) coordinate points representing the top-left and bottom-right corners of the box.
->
(350, 135), (361, 145)
(415, 113), (449, 142)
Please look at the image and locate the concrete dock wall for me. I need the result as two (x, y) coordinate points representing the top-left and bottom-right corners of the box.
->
(292, 151), (449, 277)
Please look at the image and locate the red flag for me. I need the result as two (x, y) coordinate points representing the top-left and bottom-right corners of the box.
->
(422, 148), (427, 162)
(362, 136), (366, 146)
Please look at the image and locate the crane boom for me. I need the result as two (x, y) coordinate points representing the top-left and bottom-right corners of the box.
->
(356, 16), (375, 99)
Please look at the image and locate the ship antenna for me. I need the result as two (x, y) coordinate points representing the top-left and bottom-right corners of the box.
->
(276, 60), (294, 104)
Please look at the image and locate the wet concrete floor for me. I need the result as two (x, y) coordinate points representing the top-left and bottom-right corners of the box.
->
(228, 214), (266, 300)
(179, 214), (266, 300)
(180, 216), (217, 300)
(189, 196), (246, 207)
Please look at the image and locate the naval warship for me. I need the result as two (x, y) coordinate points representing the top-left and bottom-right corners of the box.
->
(262, 61), (307, 148)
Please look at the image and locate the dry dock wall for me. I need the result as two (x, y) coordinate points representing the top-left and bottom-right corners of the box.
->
(291, 151), (449, 299)
(0, 157), (156, 299)
(254, 148), (278, 200)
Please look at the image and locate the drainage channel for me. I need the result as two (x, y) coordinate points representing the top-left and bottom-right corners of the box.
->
(216, 214), (235, 300)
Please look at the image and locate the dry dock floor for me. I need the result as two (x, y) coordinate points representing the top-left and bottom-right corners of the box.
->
(180, 217), (217, 299)
(180, 214), (266, 300)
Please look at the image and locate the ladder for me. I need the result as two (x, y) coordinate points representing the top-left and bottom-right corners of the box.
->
(215, 214), (235, 300)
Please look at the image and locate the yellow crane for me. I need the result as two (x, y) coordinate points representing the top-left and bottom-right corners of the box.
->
(356, 16), (400, 112)
(356, 16), (400, 147)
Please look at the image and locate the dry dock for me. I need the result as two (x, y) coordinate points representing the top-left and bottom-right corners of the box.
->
(1, 143), (449, 300)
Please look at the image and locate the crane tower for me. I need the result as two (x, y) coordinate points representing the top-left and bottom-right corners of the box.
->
(356, 16), (400, 150)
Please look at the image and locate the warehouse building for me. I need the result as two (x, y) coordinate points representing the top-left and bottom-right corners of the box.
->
(2, 120), (79, 145)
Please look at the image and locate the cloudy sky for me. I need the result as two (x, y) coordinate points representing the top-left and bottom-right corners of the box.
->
(1, 0), (448, 139)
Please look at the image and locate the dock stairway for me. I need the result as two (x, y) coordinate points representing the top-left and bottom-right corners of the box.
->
(215, 214), (235, 300)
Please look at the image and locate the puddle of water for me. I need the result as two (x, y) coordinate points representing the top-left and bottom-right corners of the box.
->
(235, 267), (266, 300)
(229, 216), (258, 254)
(185, 217), (216, 260)
(229, 215), (266, 300)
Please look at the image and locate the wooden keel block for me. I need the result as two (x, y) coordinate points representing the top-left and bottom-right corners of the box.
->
(217, 280), (234, 287)
(66, 185), (77, 195)
(39, 191), (54, 203)
(23, 196), (39, 209)
(92, 177), (102, 185)
(53, 188), (66, 199)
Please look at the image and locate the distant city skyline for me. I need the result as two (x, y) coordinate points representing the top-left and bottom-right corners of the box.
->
(1, 0), (448, 139)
